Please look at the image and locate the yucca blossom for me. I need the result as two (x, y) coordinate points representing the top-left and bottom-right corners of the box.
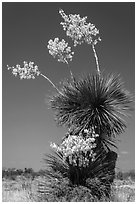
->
(50, 129), (99, 167)
(47, 38), (74, 79)
(59, 9), (101, 74)
(47, 38), (74, 64)
(59, 9), (100, 46)
(7, 61), (40, 79)
(7, 61), (62, 94)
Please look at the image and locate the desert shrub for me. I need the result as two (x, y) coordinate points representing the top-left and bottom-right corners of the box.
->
(124, 170), (135, 180)
(116, 171), (124, 180)
(116, 170), (135, 181)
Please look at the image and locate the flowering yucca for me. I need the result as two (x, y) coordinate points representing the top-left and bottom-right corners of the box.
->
(47, 38), (74, 64)
(59, 9), (101, 47)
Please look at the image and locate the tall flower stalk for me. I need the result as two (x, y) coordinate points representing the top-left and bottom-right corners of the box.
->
(40, 73), (62, 94)
(64, 60), (74, 81)
(91, 44), (100, 75)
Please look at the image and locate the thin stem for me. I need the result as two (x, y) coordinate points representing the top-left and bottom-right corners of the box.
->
(67, 64), (74, 81)
(91, 44), (100, 75)
(40, 73), (62, 94)
(64, 59), (74, 81)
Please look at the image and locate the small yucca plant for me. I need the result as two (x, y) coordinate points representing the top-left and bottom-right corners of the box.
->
(38, 147), (117, 201)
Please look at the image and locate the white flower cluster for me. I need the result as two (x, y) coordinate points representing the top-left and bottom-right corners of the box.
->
(47, 38), (74, 64)
(50, 127), (99, 167)
(59, 9), (101, 47)
(81, 126), (99, 138)
(7, 61), (40, 80)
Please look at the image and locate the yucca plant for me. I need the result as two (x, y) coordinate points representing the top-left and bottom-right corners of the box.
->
(46, 71), (132, 200)
(39, 9), (132, 201)
(50, 73), (132, 150)
(7, 8), (133, 202)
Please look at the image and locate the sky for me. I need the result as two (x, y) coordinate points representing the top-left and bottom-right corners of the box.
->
(2, 2), (135, 171)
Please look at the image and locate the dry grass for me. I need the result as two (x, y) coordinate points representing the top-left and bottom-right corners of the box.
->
(111, 179), (135, 202)
(2, 176), (135, 202)
(2, 176), (39, 202)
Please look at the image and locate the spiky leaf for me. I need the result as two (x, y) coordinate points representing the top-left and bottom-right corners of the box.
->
(39, 148), (117, 200)
(50, 73), (132, 147)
